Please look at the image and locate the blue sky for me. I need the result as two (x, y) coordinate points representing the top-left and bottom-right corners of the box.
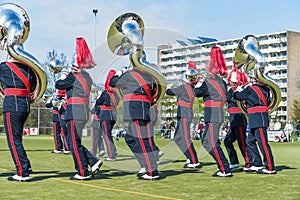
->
(0, 0), (299, 82)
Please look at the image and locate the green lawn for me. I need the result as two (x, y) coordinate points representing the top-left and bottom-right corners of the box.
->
(0, 134), (300, 200)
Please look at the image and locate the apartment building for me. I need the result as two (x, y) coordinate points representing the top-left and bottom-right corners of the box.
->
(158, 30), (300, 122)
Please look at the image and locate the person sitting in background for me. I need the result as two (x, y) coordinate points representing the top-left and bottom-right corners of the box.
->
(280, 132), (288, 142)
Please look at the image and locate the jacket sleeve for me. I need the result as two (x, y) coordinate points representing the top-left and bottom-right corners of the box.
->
(55, 73), (75, 90)
(95, 91), (105, 105)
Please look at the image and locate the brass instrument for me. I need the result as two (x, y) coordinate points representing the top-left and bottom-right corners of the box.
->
(107, 13), (166, 105)
(234, 35), (281, 114)
(0, 3), (47, 103)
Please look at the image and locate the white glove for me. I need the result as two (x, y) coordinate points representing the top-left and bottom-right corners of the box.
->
(58, 73), (68, 80)
(194, 80), (204, 88)
(235, 86), (243, 92)
(115, 67), (128, 77)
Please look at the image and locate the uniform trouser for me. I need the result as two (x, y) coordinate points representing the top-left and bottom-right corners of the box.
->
(202, 122), (230, 173)
(67, 119), (100, 177)
(247, 127), (275, 171)
(125, 119), (158, 176)
(101, 120), (117, 159)
(224, 126), (251, 168)
(150, 118), (160, 156)
(53, 121), (63, 151)
(60, 126), (69, 151)
(174, 117), (199, 164)
(91, 126), (104, 156)
(4, 111), (31, 177)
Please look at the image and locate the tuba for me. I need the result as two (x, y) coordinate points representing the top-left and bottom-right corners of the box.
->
(234, 35), (281, 114)
(0, 3), (47, 103)
(107, 13), (166, 105)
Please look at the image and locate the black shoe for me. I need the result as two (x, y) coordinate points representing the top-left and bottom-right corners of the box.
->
(212, 171), (233, 177)
(138, 170), (159, 180)
(69, 174), (91, 180)
(91, 160), (103, 177)
(137, 168), (146, 178)
(183, 162), (202, 169)
(51, 150), (62, 154)
(7, 174), (30, 182)
(256, 169), (277, 174)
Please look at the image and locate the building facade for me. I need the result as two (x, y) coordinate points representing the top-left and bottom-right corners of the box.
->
(158, 31), (300, 122)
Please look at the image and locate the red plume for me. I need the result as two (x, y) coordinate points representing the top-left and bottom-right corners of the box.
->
(104, 69), (116, 92)
(76, 37), (96, 69)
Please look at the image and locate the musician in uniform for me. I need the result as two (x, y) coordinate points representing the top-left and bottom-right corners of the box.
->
(224, 69), (251, 170)
(45, 89), (65, 153)
(57, 90), (70, 154)
(110, 66), (159, 180)
(194, 46), (232, 177)
(166, 62), (201, 169)
(96, 70), (119, 161)
(90, 100), (105, 157)
(0, 58), (36, 182)
(55, 37), (102, 180)
(233, 70), (276, 174)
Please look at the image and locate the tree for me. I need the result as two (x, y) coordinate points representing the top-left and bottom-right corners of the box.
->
(291, 99), (300, 124)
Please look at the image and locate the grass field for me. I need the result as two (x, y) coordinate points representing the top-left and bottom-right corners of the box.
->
(0, 134), (300, 200)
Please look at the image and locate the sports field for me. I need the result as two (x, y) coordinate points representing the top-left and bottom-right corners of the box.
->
(0, 134), (300, 200)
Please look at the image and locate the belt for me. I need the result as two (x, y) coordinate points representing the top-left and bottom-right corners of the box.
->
(177, 101), (193, 108)
(228, 107), (242, 114)
(4, 88), (30, 96)
(247, 106), (268, 114)
(100, 105), (115, 110)
(123, 94), (151, 103)
(67, 97), (89, 104)
(53, 110), (59, 114)
(93, 115), (100, 120)
(204, 100), (224, 108)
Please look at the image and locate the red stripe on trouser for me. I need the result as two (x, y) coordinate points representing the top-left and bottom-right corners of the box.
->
(70, 120), (84, 176)
(238, 126), (250, 166)
(259, 128), (273, 171)
(183, 118), (196, 164)
(209, 122), (225, 173)
(6, 112), (23, 176)
(103, 121), (113, 159)
(147, 122), (154, 151)
(53, 122), (58, 150)
(134, 120), (152, 176)
(61, 127), (69, 151)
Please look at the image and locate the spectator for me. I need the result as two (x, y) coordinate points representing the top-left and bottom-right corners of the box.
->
(274, 119), (281, 131)
(197, 121), (205, 139)
(160, 123), (167, 138)
(284, 120), (293, 142)
(269, 119), (275, 131)
(296, 120), (300, 142)
(280, 132), (288, 142)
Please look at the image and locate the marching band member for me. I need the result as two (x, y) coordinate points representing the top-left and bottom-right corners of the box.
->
(233, 69), (276, 174)
(166, 61), (201, 169)
(224, 68), (251, 170)
(45, 90), (65, 153)
(194, 46), (232, 177)
(1, 58), (36, 182)
(90, 99), (105, 157)
(110, 66), (159, 180)
(96, 70), (120, 161)
(55, 37), (102, 180)
(58, 90), (70, 154)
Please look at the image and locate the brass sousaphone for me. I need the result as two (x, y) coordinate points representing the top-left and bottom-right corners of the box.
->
(107, 13), (166, 105)
(0, 3), (47, 103)
(234, 35), (281, 114)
